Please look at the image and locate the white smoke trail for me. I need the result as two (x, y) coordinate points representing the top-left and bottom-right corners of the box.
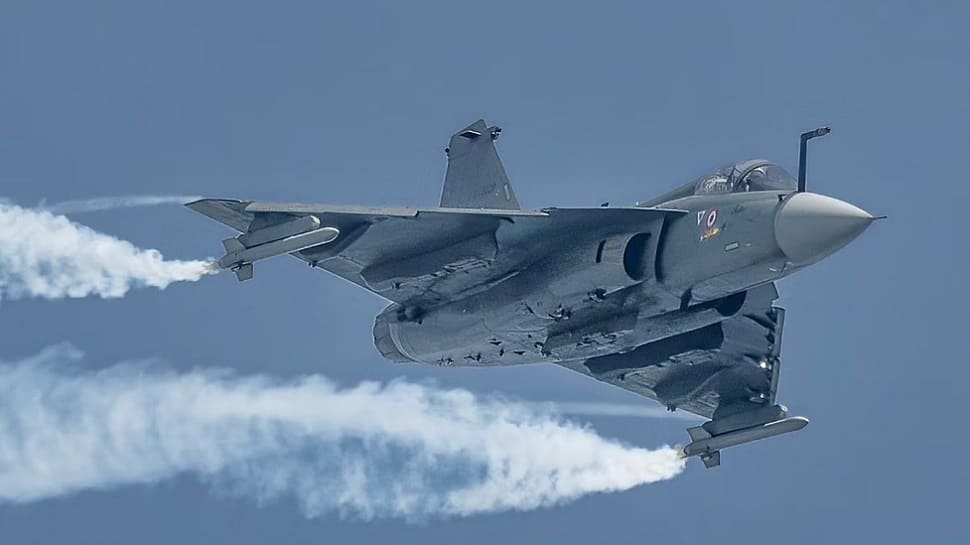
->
(0, 201), (218, 300)
(545, 401), (701, 421)
(40, 195), (202, 214)
(0, 345), (685, 520)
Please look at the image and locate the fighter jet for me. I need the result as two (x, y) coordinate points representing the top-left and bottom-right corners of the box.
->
(188, 120), (879, 468)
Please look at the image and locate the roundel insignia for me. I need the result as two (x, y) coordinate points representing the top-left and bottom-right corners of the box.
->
(699, 208), (721, 241)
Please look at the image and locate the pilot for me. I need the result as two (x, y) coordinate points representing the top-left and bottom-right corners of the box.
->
(739, 166), (767, 192)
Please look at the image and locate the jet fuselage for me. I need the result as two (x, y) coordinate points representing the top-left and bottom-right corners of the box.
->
(190, 121), (879, 467)
(373, 187), (873, 367)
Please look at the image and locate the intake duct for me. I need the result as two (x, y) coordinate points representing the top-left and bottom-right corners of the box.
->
(590, 232), (656, 289)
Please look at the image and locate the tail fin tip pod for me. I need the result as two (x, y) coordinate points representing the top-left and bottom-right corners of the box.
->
(440, 119), (521, 210)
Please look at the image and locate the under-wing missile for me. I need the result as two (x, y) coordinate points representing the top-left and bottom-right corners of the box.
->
(239, 215), (322, 247)
(218, 218), (340, 281)
(682, 416), (808, 468)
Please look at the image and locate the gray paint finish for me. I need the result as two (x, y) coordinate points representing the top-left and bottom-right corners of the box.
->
(3, 2), (963, 541)
(190, 120), (879, 466)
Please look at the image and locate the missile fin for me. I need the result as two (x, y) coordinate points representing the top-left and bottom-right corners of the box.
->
(223, 238), (245, 253)
(234, 263), (254, 282)
(687, 426), (711, 442)
(701, 451), (721, 468)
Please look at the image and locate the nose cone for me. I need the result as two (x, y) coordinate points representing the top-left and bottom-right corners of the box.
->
(774, 193), (876, 266)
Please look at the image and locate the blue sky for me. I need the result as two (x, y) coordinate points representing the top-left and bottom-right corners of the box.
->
(1, 1), (968, 543)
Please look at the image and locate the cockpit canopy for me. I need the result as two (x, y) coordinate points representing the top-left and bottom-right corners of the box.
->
(637, 160), (798, 208)
(692, 160), (796, 195)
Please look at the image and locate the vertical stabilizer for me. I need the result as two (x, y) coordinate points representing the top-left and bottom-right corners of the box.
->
(440, 119), (520, 210)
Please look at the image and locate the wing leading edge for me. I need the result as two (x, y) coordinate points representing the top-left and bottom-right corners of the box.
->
(187, 199), (684, 306)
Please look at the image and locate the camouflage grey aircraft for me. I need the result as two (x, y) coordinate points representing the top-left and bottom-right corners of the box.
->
(189, 119), (879, 468)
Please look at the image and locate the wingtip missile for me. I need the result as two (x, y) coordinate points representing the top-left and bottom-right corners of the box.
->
(217, 217), (340, 281)
(682, 415), (809, 469)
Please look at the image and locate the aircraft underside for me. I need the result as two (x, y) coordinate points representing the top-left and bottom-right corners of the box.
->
(188, 119), (878, 468)
(374, 280), (784, 419)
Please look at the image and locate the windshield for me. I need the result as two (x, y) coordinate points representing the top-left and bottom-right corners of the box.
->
(737, 164), (796, 191)
(694, 161), (795, 195)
